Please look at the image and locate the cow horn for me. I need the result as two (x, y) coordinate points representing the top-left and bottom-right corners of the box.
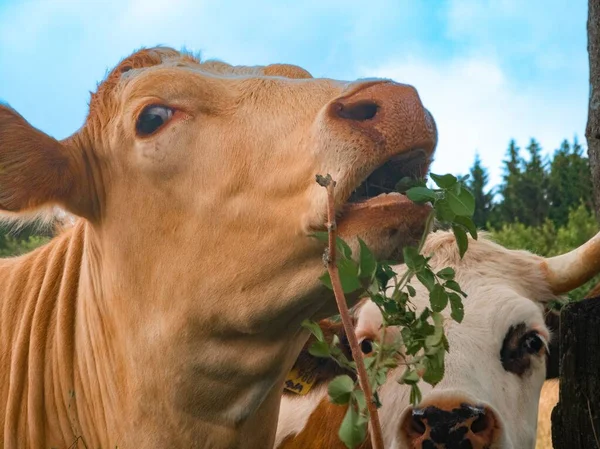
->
(542, 231), (600, 294)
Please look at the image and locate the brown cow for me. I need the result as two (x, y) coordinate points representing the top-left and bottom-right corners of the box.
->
(276, 230), (600, 449)
(0, 47), (436, 448)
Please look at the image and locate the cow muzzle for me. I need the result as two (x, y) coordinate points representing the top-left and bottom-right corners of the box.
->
(330, 81), (437, 259)
(400, 399), (501, 449)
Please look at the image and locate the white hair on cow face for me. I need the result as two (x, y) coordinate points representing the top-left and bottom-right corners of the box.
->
(350, 230), (555, 449)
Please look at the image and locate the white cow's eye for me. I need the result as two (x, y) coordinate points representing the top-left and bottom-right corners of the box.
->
(522, 332), (545, 354)
(360, 339), (374, 354)
(501, 324), (548, 376)
(136, 105), (174, 136)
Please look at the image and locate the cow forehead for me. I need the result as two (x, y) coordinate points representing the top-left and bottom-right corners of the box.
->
(355, 234), (553, 343)
(86, 46), (313, 130)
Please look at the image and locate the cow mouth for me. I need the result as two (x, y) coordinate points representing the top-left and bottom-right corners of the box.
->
(346, 148), (430, 205)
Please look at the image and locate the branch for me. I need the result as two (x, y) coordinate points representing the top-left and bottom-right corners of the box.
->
(316, 174), (385, 449)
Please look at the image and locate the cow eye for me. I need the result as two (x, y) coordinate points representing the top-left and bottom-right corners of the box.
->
(500, 323), (547, 376)
(360, 339), (373, 354)
(136, 105), (173, 136)
(522, 332), (545, 354)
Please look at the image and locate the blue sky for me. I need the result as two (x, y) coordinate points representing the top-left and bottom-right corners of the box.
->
(0, 0), (589, 188)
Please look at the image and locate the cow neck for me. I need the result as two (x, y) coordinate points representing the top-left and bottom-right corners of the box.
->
(0, 220), (123, 448)
(0, 216), (335, 448)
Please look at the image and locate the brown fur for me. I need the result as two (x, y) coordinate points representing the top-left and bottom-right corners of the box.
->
(278, 398), (372, 449)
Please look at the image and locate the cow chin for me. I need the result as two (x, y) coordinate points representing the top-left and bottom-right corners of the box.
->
(337, 193), (431, 262)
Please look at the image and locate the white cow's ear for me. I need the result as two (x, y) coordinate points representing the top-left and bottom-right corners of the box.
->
(0, 105), (96, 220)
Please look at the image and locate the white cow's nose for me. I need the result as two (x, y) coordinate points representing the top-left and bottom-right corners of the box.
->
(400, 400), (501, 449)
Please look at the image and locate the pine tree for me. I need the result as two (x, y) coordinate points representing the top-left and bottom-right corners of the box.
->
(548, 137), (593, 226)
(519, 139), (549, 226)
(468, 153), (494, 229)
(497, 139), (526, 225)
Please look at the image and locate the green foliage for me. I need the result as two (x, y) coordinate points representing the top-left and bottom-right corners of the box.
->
(491, 203), (599, 301)
(0, 235), (49, 257)
(306, 173), (476, 448)
(468, 154), (494, 230)
(492, 137), (592, 230)
(548, 138), (593, 227)
(496, 139), (526, 226)
(520, 139), (549, 227)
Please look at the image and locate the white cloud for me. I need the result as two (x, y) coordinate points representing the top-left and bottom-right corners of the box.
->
(361, 56), (587, 188)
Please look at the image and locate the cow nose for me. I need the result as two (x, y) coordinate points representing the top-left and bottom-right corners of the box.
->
(334, 99), (379, 121)
(401, 402), (500, 449)
(329, 81), (437, 155)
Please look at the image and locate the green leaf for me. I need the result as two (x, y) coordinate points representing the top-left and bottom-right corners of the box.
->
(310, 231), (330, 243)
(358, 238), (377, 280)
(337, 258), (362, 293)
(308, 340), (331, 358)
(423, 349), (445, 386)
(319, 271), (333, 290)
(407, 284), (417, 297)
(441, 333), (450, 352)
(339, 404), (368, 449)
(448, 292), (465, 323)
(452, 225), (469, 258)
(301, 319), (325, 342)
(383, 300), (399, 314)
(363, 356), (377, 370)
(444, 280), (466, 297)
(429, 284), (448, 312)
(403, 246), (423, 271)
(430, 173), (457, 189)
(375, 263), (395, 289)
(406, 186), (437, 203)
(416, 269), (435, 291)
(446, 189), (475, 217)
(328, 375), (355, 405)
(426, 312), (444, 347)
(435, 197), (456, 222)
(436, 267), (455, 280)
(396, 176), (426, 193)
(409, 384), (422, 406)
(453, 215), (478, 239)
(336, 237), (353, 259)
(353, 390), (367, 413)
(400, 368), (420, 385)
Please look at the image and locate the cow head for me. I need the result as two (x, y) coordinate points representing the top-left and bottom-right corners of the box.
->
(277, 230), (600, 449)
(0, 47), (434, 293)
(0, 48), (436, 447)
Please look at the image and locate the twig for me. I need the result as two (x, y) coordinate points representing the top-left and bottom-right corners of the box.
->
(316, 174), (385, 449)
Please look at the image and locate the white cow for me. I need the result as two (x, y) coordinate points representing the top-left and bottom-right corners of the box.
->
(276, 230), (600, 449)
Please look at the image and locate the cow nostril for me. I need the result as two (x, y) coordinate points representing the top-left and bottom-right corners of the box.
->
(335, 100), (379, 121)
(410, 414), (427, 436)
(470, 412), (490, 434)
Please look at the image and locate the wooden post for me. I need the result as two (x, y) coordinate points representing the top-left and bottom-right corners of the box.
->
(551, 298), (600, 448)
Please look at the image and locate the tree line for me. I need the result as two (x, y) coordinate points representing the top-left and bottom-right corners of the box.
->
(468, 137), (593, 230)
(466, 137), (598, 300)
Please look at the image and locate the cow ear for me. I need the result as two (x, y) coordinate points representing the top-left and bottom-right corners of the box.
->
(0, 105), (94, 219)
